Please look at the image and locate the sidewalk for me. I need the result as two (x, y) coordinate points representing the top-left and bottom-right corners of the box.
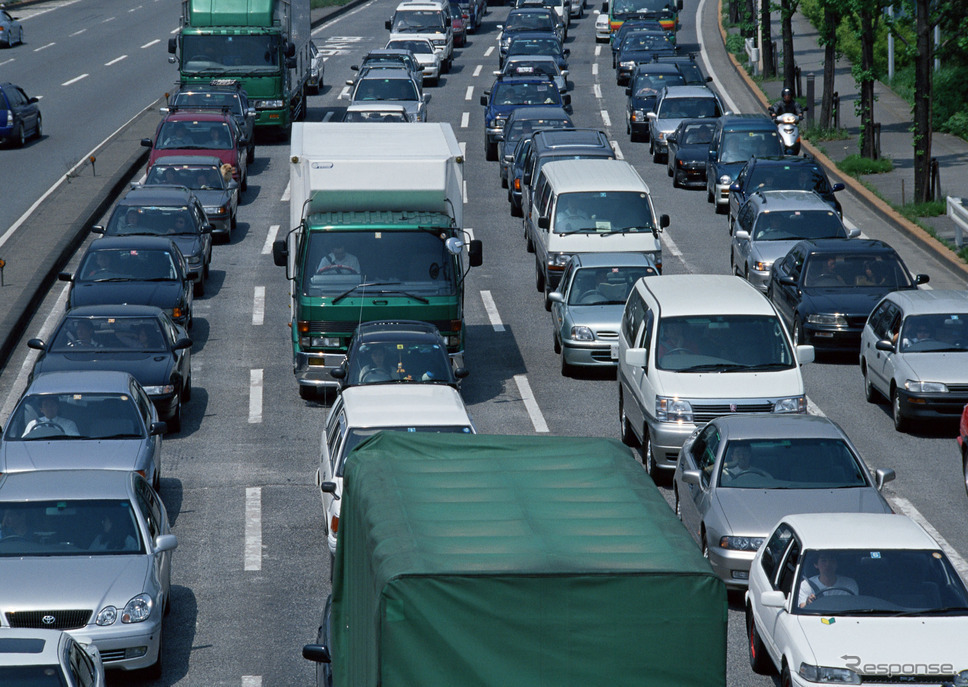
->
(723, 6), (968, 273)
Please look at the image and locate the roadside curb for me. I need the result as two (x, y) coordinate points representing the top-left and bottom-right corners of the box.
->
(714, 0), (968, 282)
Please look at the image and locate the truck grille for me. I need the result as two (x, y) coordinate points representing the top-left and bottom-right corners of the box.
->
(6, 610), (91, 630)
(692, 402), (774, 423)
(306, 320), (457, 334)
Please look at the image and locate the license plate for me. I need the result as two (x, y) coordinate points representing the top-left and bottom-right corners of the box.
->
(309, 357), (327, 366)
(610, 344), (619, 360)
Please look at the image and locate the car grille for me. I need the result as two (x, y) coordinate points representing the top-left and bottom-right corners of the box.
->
(692, 402), (775, 423)
(99, 648), (128, 663)
(596, 330), (619, 340)
(846, 315), (868, 329)
(6, 610), (91, 630)
(946, 383), (968, 394)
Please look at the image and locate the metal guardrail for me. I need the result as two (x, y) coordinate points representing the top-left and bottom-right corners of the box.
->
(745, 38), (760, 77)
(948, 196), (968, 248)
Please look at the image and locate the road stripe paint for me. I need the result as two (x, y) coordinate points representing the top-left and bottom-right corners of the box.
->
(459, 141), (466, 158)
(592, 63), (598, 76)
(102, 16), (115, 23)
(890, 496), (968, 579)
(460, 111), (469, 128)
(242, 677), (262, 687)
(262, 224), (280, 255)
(128, 5), (143, 11)
(463, 179), (468, 203)
(170, 27), (179, 34)
(464, 86), (474, 100)
(315, 0), (376, 29)
(141, 39), (160, 49)
(593, 83), (602, 99)
(0, 58), (14, 67)
(249, 369), (263, 423)
(480, 290), (505, 332)
(244, 487), (262, 571)
(34, 42), (56, 52)
(252, 286), (265, 326)
(280, 182), (290, 203)
(70, 28), (86, 36)
(611, 141), (623, 159)
(339, 85), (351, 100)
(513, 375), (549, 433)
(61, 74), (89, 86)
(600, 109), (610, 127)
(484, 46), (494, 57)
(323, 110), (334, 122)
(594, 45), (601, 57)
(473, 64), (482, 77)
(105, 55), (127, 66)
(660, 229), (690, 273)
(696, 0), (740, 114)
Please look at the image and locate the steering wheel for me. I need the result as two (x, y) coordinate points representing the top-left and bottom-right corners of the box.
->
(664, 347), (690, 356)
(316, 264), (360, 275)
(731, 467), (771, 478)
(361, 369), (392, 384)
(814, 586), (857, 598)
(25, 421), (66, 436)
(577, 291), (607, 305)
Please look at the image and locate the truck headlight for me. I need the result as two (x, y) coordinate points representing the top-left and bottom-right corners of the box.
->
(798, 664), (861, 685)
(774, 396), (806, 413)
(806, 313), (847, 326)
(718, 174), (732, 185)
(255, 99), (284, 109)
(719, 536), (765, 551)
(305, 336), (341, 348)
(569, 326), (594, 341)
(905, 380), (948, 393)
(547, 253), (571, 271)
(656, 396), (692, 422)
(122, 594), (154, 623)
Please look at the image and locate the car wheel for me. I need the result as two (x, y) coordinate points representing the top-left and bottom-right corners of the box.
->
(727, 211), (734, 234)
(747, 608), (773, 674)
(142, 623), (164, 679)
(299, 385), (317, 401)
(485, 140), (497, 161)
(553, 331), (561, 354)
(247, 145), (255, 164)
(535, 260), (545, 293)
(511, 198), (523, 218)
(619, 389), (638, 447)
(714, 198), (726, 214)
(780, 662), (793, 687)
(863, 362), (878, 403)
(672, 169), (682, 188)
(240, 170), (248, 192)
(560, 351), (571, 375)
(167, 403), (182, 434)
(501, 174), (508, 189)
(666, 158), (673, 177)
(15, 122), (26, 148)
(525, 230), (534, 252)
(892, 387), (909, 432)
(744, 265), (750, 282)
(34, 114), (42, 140)
(643, 431), (659, 479)
(231, 213), (238, 231)
(193, 276), (205, 297)
(707, 182), (714, 203)
(182, 373), (192, 402)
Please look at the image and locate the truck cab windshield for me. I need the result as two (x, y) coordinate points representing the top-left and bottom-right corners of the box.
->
(182, 35), (279, 73)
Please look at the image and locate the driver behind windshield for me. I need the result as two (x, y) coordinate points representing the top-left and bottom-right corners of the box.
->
(21, 396), (80, 437)
(317, 241), (361, 273)
(798, 552), (859, 607)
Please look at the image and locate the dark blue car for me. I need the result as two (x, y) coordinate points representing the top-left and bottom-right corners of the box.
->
(481, 75), (570, 160)
(0, 82), (41, 147)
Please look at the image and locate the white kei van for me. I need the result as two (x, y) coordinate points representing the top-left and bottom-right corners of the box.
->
(617, 274), (815, 477)
(527, 158), (669, 309)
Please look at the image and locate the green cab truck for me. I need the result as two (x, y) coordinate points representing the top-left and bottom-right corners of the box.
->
(273, 122), (482, 399)
(168, 0), (311, 134)
(303, 432), (728, 687)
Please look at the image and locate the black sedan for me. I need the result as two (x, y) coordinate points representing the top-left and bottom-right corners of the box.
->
(59, 236), (193, 327)
(625, 63), (683, 141)
(666, 118), (716, 187)
(330, 320), (468, 390)
(27, 305), (193, 432)
(766, 239), (928, 352)
(614, 31), (677, 86)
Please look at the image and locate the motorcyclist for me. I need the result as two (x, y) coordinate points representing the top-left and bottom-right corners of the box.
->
(769, 87), (804, 120)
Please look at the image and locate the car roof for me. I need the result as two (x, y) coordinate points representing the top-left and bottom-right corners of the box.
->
(61, 304), (166, 318)
(25, 370), (138, 395)
(152, 155), (224, 168)
(0, 629), (70, 668)
(709, 413), (847, 441)
(532, 128), (610, 150)
(507, 31), (561, 42)
(162, 110), (233, 123)
(882, 289), (968, 313)
(508, 7), (557, 16)
(779, 513), (936, 550)
(747, 155), (820, 168)
(118, 185), (196, 206)
(366, 48), (416, 58)
(85, 235), (180, 251)
(507, 106), (570, 121)
(359, 68), (418, 81)
(506, 54), (559, 63)
(541, 159), (649, 194)
(631, 63), (682, 76)
(659, 85), (717, 99)
(639, 275), (775, 316)
(796, 238), (895, 255)
(747, 190), (834, 212)
(339, 385), (472, 428)
(0, 469), (136, 502)
(571, 252), (658, 269)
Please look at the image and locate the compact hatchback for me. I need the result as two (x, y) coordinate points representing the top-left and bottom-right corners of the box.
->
(0, 82), (41, 147)
(343, 68), (428, 122)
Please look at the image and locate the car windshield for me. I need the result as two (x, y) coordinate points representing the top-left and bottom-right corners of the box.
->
(656, 315), (796, 371)
(505, 12), (556, 30)
(49, 317), (169, 353)
(632, 72), (684, 96)
(105, 206), (198, 237)
(506, 60), (560, 77)
(720, 130), (783, 163)
(794, 548), (968, 616)
(554, 191), (656, 234)
(749, 164), (831, 193)
(680, 122), (716, 144)
(387, 39), (434, 55)
(898, 314), (968, 352)
(346, 341), (453, 386)
(507, 38), (562, 57)
(302, 230), (459, 298)
(354, 78), (419, 102)
(622, 33), (672, 51)
(181, 34), (280, 72)
(0, 499), (145, 557)
(506, 117), (571, 142)
(803, 254), (913, 289)
(391, 9), (445, 31)
(751, 210), (845, 241)
(5, 393), (145, 441)
(716, 438), (867, 489)
(492, 81), (561, 106)
(157, 120), (233, 150)
(171, 90), (243, 117)
(612, 0), (676, 18)
(657, 96), (720, 119)
(566, 266), (656, 305)
(146, 164), (226, 190)
(336, 426), (474, 475)
(77, 248), (178, 283)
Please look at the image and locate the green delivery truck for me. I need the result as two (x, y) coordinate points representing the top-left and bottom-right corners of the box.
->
(273, 122), (482, 399)
(168, 0), (311, 134)
(303, 433), (727, 687)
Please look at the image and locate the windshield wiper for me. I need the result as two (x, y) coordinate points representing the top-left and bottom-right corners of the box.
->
(91, 277), (133, 282)
(891, 606), (968, 617)
(332, 281), (399, 304)
(735, 362), (792, 371)
(371, 288), (430, 304)
(677, 363), (749, 372)
(94, 433), (144, 440)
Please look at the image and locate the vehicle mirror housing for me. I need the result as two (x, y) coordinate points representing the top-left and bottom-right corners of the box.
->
(796, 344), (814, 365)
(667, 134), (677, 144)
(330, 367), (346, 379)
(875, 467), (896, 490)
(468, 239), (483, 267)
(320, 482), (339, 500)
(140, 138), (153, 148)
(154, 534), (178, 552)
(562, 94), (571, 106)
(168, 37), (177, 54)
(149, 421), (167, 436)
(285, 41), (296, 58)
(91, 225), (106, 235)
(760, 590), (786, 608)
(272, 239), (289, 267)
(705, 75), (713, 82)
(915, 274), (930, 285)
(174, 337), (193, 351)
(203, 223), (214, 234)
(27, 338), (46, 351)
(303, 644), (332, 664)
(601, 1), (608, 11)
(227, 180), (240, 191)
(778, 275), (797, 286)
(847, 228), (860, 239)
(548, 291), (564, 303)
(832, 182), (845, 192)
(646, 111), (657, 119)
(351, 64), (360, 71)
(729, 182), (741, 192)
(455, 367), (469, 379)
(480, 94), (488, 106)
(561, 69), (569, 78)
(625, 347), (647, 368)
(681, 470), (702, 486)
(537, 216), (550, 229)
(875, 339), (895, 353)
(659, 214), (670, 228)
(385, 19), (393, 29)
(734, 230), (750, 241)
(58, 272), (73, 282)
(625, 86), (632, 96)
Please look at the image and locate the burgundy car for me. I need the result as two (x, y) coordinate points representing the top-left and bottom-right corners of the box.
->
(959, 403), (968, 496)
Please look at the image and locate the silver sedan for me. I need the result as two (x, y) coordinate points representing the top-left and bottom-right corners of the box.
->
(0, 470), (176, 676)
(673, 414), (895, 588)
(549, 252), (658, 375)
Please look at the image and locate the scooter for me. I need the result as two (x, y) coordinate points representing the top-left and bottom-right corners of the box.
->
(775, 110), (804, 155)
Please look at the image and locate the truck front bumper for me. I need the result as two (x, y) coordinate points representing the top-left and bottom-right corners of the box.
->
(295, 351), (347, 389)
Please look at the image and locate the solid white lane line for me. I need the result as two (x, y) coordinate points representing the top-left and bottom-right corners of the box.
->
(141, 39), (160, 48)
(514, 375), (549, 433)
(473, 64), (482, 77)
(105, 55), (127, 66)
(102, 16), (115, 23)
(465, 86), (474, 100)
(460, 112), (470, 128)
(459, 141), (466, 158)
(128, 5), (143, 11)
(611, 141), (624, 159)
(696, 0), (740, 114)
(62, 74), (88, 86)
(34, 42), (55, 52)
(314, 0), (376, 29)
(484, 46), (494, 57)
(252, 287), (265, 326)
(244, 487), (262, 571)
(241, 677), (262, 687)
(280, 182), (290, 203)
(262, 225), (280, 255)
(600, 109), (611, 127)
(480, 290), (505, 332)
(249, 369), (263, 423)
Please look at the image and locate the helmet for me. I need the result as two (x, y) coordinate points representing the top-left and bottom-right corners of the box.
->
(781, 87), (793, 99)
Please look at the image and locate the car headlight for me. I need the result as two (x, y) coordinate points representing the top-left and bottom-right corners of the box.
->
(774, 396), (806, 413)
(205, 206), (227, 216)
(955, 669), (968, 686)
(96, 606), (118, 626)
(718, 174), (733, 185)
(656, 396), (693, 423)
(632, 109), (645, 120)
(569, 326), (594, 341)
(619, 60), (635, 68)
(752, 260), (772, 272)
(547, 253), (572, 270)
(798, 664), (861, 685)
(187, 255), (202, 266)
(806, 313), (847, 326)
(143, 384), (176, 396)
(905, 380), (949, 393)
(122, 594), (154, 623)
(255, 99), (284, 109)
(719, 536), (765, 551)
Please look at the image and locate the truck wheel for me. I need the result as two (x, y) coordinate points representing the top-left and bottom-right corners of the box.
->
(747, 608), (773, 674)
(299, 385), (316, 401)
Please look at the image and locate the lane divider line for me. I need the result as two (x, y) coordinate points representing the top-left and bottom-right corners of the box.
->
(262, 225), (280, 256)
(461, 111), (469, 128)
(480, 290), (505, 332)
(252, 286), (265, 326)
(244, 487), (262, 571)
(249, 369), (263, 424)
(513, 375), (549, 433)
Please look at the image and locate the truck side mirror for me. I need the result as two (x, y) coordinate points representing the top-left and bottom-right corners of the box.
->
(272, 239), (289, 267)
(659, 214), (670, 228)
(168, 37), (177, 54)
(601, 1), (608, 11)
(469, 239), (483, 267)
(624, 348), (647, 368)
(286, 41), (296, 58)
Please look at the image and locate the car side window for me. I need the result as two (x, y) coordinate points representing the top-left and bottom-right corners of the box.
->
(132, 382), (153, 428)
(777, 537), (802, 596)
(789, 248), (805, 281)
(329, 411), (347, 474)
(622, 290), (647, 345)
(537, 175), (554, 220)
(136, 480), (163, 541)
(69, 639), (97, 687)
(692, 424), (719, 485)
(761, 523), (794, 585)
(868, 301), (890, 337)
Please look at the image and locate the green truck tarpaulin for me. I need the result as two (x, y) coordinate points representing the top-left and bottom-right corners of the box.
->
(332, 432), (727, 687)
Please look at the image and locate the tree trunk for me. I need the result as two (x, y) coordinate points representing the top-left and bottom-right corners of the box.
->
(761, 0), (775, 77)
(858, 9), (877, 158)
(912, 0), (934, 202)
(781, 0), (798, 88)
(743, 0), (756, 37)
(818, 3), (840, 128)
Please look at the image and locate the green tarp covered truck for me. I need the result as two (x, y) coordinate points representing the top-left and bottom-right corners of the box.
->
(303, 432), (727, 687)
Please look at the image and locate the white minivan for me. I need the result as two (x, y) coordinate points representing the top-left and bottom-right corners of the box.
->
(617, 274), (814, 476)
(527, 158), (669, 309)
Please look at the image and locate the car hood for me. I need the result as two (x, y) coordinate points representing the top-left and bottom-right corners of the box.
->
(899, 351), (968, 383)
(36, 353), (174, 387)
(750, 240), (801, 264)
(629, 94), (658, 110)
(70, 281), (182, 310)
(800, 288), (889, 316)
(566, 303), (626, 329)
(0, 556), (150, 611)
(653, 366), (804, 397)
(654, 116), (687, 133)
(193, 189), (233, 207)
(793, 615), (968, 674)
(712, 487), (889, 537)
(171, 235), (203, 260)
(712, 160), (746, 177)
(0, 440), (146, 473)
(676, 142), (711, 162)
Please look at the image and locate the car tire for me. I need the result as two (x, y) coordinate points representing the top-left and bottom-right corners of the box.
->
(241, 170), (248, 192)
(485, 140), (497, 162)
(747, 608), (773, 674)
(153, 467), (161, 491)
(553, 331), (561, 354)
(780, 662), (793, 687)
(193, 277), (205, 298)
(619, 389), (638, 447)
(511, 198), (523, 218)
(560, 352), (571, 375)
(535, 258), (545, 293)
(299, 385), (316, 401)
(168, 403), (182, 434)
(792, 319), (802, 346)
(672, 169), (682, 188)
(247, 145), (255, 164)
(643, 430), (659, 479)
(666, 159), (673, 177)
(231, 213), (238, 231)
(892, 387), (909, 432)
(15, 122), (25, 148)
(714, 198), (726, 214)
(526, 231), (534, 252)
(34, 114), (42, 140)
(501, 174), (508, 189)
(182, 373), (192, 402)
(707, 182), (714, 203)
(863, 362), (878, 403)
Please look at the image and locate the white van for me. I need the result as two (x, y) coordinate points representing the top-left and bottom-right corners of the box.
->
(386, 1), (455, 70)
(527, 158), (669, 309)
(617, 274), (814, 476)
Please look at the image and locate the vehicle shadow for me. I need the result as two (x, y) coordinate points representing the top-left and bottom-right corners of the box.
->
(157, 476), (184, 527)
(175, 385), (209, 438)
(462, 322), (528, 404)
(186, 316), (210, 353)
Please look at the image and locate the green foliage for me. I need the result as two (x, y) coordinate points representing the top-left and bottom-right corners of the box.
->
(942, 111), (968, 139)
(900, 200), (947, 220)
(725, 33), (748, 63)
(837, 154), (894, 175)
(803, 125), (849, 141)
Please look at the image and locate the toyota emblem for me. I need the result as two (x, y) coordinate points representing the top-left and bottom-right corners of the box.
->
(41, 615), (56, 626)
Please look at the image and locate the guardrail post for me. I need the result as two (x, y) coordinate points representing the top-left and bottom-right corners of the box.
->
(947, 196), (968, 248)
(805, 73), (815, 128)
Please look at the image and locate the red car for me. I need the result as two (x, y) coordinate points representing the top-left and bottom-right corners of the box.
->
(959, 403), (968, 496)
(141, 110), (249, 191)
(449, 0), (467, 46)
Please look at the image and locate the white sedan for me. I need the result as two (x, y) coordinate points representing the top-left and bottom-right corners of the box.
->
(746, 512), (968, 686)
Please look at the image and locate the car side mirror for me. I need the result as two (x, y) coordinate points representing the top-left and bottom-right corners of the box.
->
(320, 481), (340, 500)
(174, 337), (193, 350)
(625, 86), (632, 96)
(227, 180), (240, 191)
(330, 367), (346, 379)
(847, 228), (860, 238)
(455, 367), (469, 379)
(734, 230), (750, 241)
(149, 421), (167, 436)
(140, 138), (153, 148)
(624, 347), (647, 367)
(875, 339), (895, 353)
(646, 111), (657, 119)
(27, 338), (46, 351)
(537, 216), (550, 229)
(385, 19), (393, 29)
(778, 275), (797, 286)
(681, 470), (701, 486)
(563, 48), (570, 56)
(303, 644), (332, 664)
(548, 291), (564, 304)
(705, 75), (713, 82)
(729, 182), (742, 192)
(238, 137), (248, 147)
(667, 134), (677, 144)
(915, 274), (930, 285)
(875, 467), (896, 490)
(345, 79), (354, 86)
(480, 94), (488, 106)
(272, 239), (289, 267)
(351, 64), (360, 71)
(832, 182), (845, 192)
(760, 590), (786, 609)
(58, 272), (73, 282)
(659, 214), (670, 228)
(154, 534), (178, 552)
(796, 344), (814, 365)
(562, 93), (571, 106)
(203, 223), (214, 234)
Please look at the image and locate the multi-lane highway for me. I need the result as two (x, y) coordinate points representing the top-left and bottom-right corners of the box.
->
(2, 0), (967, 684)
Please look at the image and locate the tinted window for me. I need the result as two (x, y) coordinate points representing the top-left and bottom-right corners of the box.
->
(566, 266), (656, 305)
(655, 315), (795, 371)
(751, 210), (846, 241)
(719, 130), (782, 163)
